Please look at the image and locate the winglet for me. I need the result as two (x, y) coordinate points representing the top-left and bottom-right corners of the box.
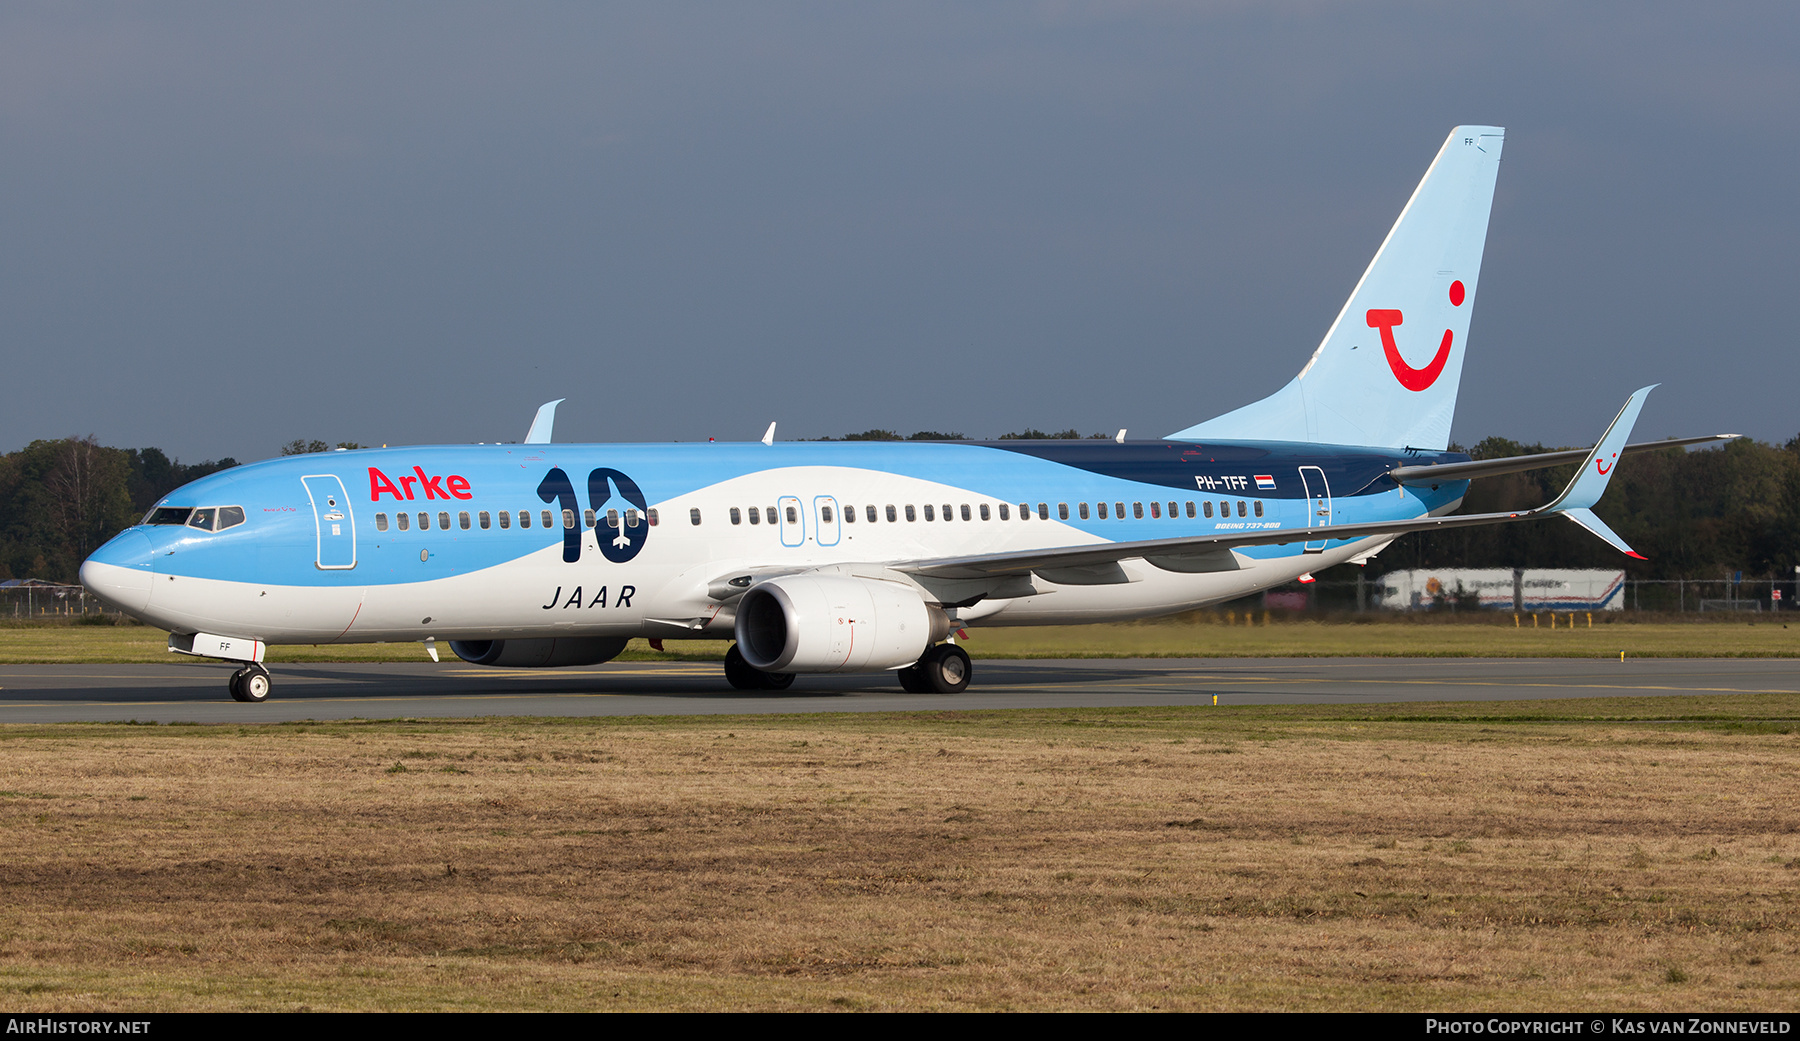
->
(1546, 385), (1657, 513)
(525, 399), (565, 444)
(761, 422), (777, 446)
(1562, 507), (1646, 559)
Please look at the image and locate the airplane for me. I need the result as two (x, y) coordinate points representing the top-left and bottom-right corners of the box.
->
(78, 125), (1735, 703)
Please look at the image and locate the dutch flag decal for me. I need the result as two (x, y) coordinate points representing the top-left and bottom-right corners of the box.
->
(1254, 474), (1276, 490)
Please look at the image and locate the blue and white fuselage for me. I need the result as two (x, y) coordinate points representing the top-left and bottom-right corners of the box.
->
(81, 437), (1467, 645)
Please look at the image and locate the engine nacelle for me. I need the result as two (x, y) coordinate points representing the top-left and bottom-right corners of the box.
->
(735, 574), (949, 673)
(448, 637), (630, 668)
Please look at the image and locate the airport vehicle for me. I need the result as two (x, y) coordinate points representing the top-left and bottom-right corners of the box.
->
(79, 126), (1731, 702)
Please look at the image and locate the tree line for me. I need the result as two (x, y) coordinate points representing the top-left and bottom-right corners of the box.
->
(1, 432), (1793, 585)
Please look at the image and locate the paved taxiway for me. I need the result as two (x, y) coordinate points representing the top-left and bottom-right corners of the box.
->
(0, 657), (1792, 723)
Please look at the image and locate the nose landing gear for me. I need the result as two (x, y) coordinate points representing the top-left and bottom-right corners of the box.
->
(228, 663), (273, 703)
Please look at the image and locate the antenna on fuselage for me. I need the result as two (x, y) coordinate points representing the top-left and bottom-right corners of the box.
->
(525, 399), (565, 444)
(761, 422), (776, 446)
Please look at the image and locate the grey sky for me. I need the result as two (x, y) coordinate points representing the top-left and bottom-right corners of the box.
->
(3, 3), (1794, 462)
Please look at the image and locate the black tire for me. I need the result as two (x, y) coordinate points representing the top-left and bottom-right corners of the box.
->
(897, 665), (930, 693)
(756, 670), (796, 691)
(920, 644), (971, 694)
(228, 669), (250, 702)
(238, 666), (272, 703)
(724, 644), (760, 691)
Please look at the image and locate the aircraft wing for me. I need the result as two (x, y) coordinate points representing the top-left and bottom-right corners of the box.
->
(896, 386), (1660, 579)
(1388, 434), (1736, 485)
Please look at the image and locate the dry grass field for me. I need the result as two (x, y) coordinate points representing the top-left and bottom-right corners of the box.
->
(3, 612), (1798, 663)
(3, 697), (1799, 1010)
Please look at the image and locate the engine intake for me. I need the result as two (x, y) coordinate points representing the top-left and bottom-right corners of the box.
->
(448, 637), (630, 668)
(735, 574), (949, 673)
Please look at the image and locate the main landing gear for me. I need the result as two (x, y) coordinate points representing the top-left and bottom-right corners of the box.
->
(228, 663), (272, 703)
(724, 644), (795, 691)
(898, 643), (971, 694)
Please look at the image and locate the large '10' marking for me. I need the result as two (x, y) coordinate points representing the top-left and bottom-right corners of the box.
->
(536, 467), (651, 564)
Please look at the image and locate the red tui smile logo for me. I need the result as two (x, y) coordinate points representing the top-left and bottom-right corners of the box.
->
(1596, 455), (1614, 476)
(1368, 280), (1465, 391)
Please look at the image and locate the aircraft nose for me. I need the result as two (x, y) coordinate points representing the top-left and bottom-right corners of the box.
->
(80, 529), (155, 616)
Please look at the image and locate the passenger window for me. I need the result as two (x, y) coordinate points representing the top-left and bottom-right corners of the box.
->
(923, 504), (935, 522)
(1254, 501), (1264, 517)
(626, 509), (640, 528)
(1219, 500), (1229, 517)
(821, 505), (834, 523)
(608, 509), (620, 528)
(842, 505), (854, 523)
(785, 505), (797, 524)
(998, 503), (1010, 521)
(766, 507), (778, 525)
(885, 504), (896, 522)
(498, 510), (510, 529)
(961, 504), (971, 521)
(459, 511), (471, 530)
(376, 513), (389, 532)
(1237, 501), (1246, 517)
(418, 512), (430, 531)
(542, 510), (554, 529)
(1078, 502), (1089, 520)
(584, 509), (596, 529)
(1115, 501), (1125, 519)
(648, 508), (659, 526)
(1097, 502), (1108, 519)
(439, 511), (452, 530)
(1037, 503), (1049, 520)
(218, 506), (245, 530)
(1186, 501), (1196, 518)
(1168, 501), (1178, 518)
(1019, 503), (1030, 520)
(867, 505), (878, 523)
(1203, 501), (1213, 518)
(1133, 502), (1143, 519)
(518, 511), (530, 529)
(730, 507), (742, 525)
(905, 505), (917, 522)
(1149, 502), (1161, 519)
(397, 512), (410, 531)
(478, 511), (491, 529)
(748, 507), (760, 525)
(689, 508), (701, 526)
(979, 503), (990, 521)
(562, 509), (575, 529)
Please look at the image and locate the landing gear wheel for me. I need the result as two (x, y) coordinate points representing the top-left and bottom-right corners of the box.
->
(230, 664), (272, 703)
(918, 644), (972, 694)
(724, 644), (797, 691)
(724, 645), (760, 691)
(897, 665), (931, 693)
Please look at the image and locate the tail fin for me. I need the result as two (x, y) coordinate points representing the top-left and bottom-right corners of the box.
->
(1170, 126), (1505, 449)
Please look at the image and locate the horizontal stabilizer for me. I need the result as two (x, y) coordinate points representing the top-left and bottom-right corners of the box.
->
(1562, 507), (1644, 559)
(1389, 433), (1738, 485)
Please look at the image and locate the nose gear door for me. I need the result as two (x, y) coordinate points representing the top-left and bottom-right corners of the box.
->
(302, 475), (357, 569)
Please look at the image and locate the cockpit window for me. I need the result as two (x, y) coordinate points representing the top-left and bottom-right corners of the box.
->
(171, 506), (247, 533)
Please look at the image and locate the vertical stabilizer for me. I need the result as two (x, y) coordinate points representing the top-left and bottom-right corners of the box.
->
(1170, 126), (1505, 450)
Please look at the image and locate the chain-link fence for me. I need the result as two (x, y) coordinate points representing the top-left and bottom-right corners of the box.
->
(1252, 576), (1795, 614)
(0, 584), (124, 621)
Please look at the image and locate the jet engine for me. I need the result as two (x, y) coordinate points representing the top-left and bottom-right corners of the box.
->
(735, 574), (950, 673)
(448, 637), (630, 668)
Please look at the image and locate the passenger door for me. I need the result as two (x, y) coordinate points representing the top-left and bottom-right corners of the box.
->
(302, 474), (357, 569)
